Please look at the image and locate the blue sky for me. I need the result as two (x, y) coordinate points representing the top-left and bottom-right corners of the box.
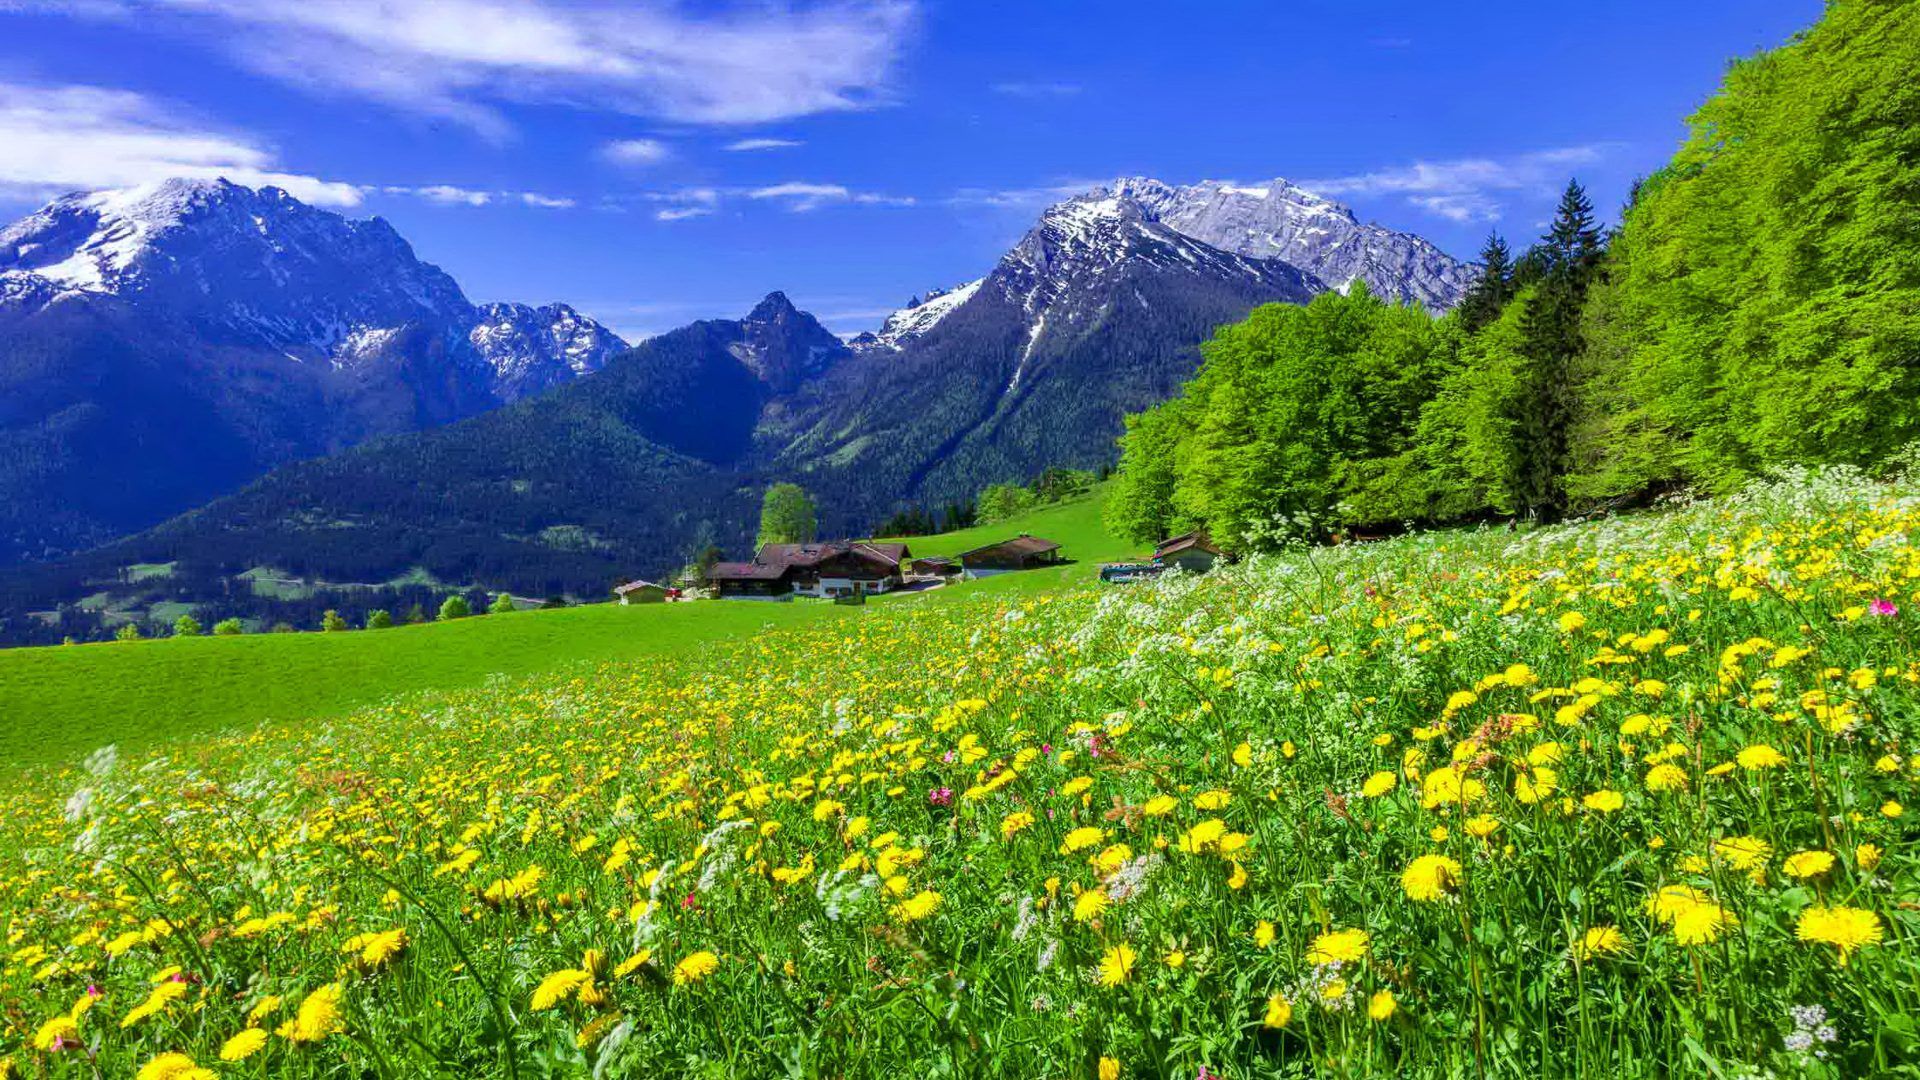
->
(0, 0), (1818, 339)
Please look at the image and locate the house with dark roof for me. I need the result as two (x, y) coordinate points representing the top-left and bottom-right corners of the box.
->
(613, 579), (669, 604)
(956, 534), (1064, 575)
(1152, 531), (1225, 573)
(707, 541), (912, 600)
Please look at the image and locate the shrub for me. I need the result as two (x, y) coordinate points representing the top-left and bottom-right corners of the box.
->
(113, 623), (141, 642)
(489, 593), (517, 615)
(366, 609), (394, 630)
(437, 596), (471, 621)
(212, 618), (244, 636)
(321, 610), (349, 632)
(173, 615), (202, 637)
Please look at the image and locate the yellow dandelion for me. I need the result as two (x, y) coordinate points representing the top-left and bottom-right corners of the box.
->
(1401, 854), (1463, 902)
(1099, 1056), (1122, 1080)
(135, 1053), (214, 1080)
(1073, 889), (1110, 923)
(1060, 826), (1107, 854)
(1671, 903), (1737, 946)
(672, 951), (721, 987)
(1253, 920), (1275, 949)
(1098, 944), (1137, 987)
(1856, 842), (1883, 872)
(1582, 789), (1624, 813)
(1795, 905), (1883, 965)
(1263, 993), (1293, 1028)
(1571, 926), (1627, 961)
(1713, 835), (1772, 872)
(1644, 763), (1688, 793)
(530, 969), (590, 1011)
(1735, 744), (1786, 770)
(219, 1028), (269, 1062)
(999, 811), (1035, 840)
(1306, 928), (1370, 966)
(286, 983), (344, 1043)
(1368, 989), (1397, 1021)
(892, 890), (941, 923)
(1782, 851), (1835, 880)
(1141, 795), (1178, 817)
(1361, 771), (1397, 798)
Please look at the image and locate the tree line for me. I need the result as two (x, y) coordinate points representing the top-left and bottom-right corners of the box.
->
(1107, 0), (1920, 550)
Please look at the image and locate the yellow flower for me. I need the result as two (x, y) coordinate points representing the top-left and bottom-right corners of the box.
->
(1263, 993), (1293, 1028)
(672, 951), (721, 986)
(1582, 789), (1624, 813)
(1713, 835), (1772, 872)
(219, 1028), (269, 1062)
(812, 799), (844, 822)
(32, 1015), (77, 1051)
(135, 1054), (214, 1080)
(1735, 744), (1786, 770)
(1856, 842), (1883, 872)
(1098, 944), (1137, 987)
(531, 969), (590, 1011)
(1073, 889), (1110, 923)
(1795, 905), (1884, 965)
(1099, 1056), (1122, 1080)
(1060, 826), (1107, 854)
(1557, 611), (1586, 632)
(1671, 903), (1737, 946)
(613, 949), (653, 978)
(1368, 989), (1397, 1021)
(1163, 949), (1186, 968)
(892, 890), (942, 923)
(1194, 789), (1232, 810)
(1644, 763), (1688, 793)
(1253, 920), (1275, 949)
(121, 978), (189, 1028)
(1232, 741), (1254, 768)
(1401, 854), (1463, 902)
(341, 927), (407, 968)
(286, 983), (344, 1043)
(1782, 851), (1835, 880)
(1141, 795), (1178, 817)
(1644, 884), (1712, 925)
(1571, 926), (1627, 961)
(1419, 766), (1485, 809)
(1883, 800), (1904, 819)
(1306, 928), (1370, 966)
(999, 811), (1035, 840)
(1514, 766), (1558, 805)
(1361, 771), (1397, 798)
(1465, 814), (1500, 838)
(1226, 860), (1248, 890)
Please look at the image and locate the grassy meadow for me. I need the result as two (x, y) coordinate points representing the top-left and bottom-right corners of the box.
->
(0, 493), (1130, 770)
(2, 471), (1917, 1077)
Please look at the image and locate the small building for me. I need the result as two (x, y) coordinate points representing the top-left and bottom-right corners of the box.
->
(709, 541), (912, 600)
(614, 579), (669, 604)
(957, 534), (1064, 576)
(1153, 531), (1224, 573)
(1099, 562), (1165, 584)
(910, 556), (962, 578)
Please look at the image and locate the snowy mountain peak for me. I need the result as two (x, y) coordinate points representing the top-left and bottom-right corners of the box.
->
(469, 302), (630, 398)
(857, 278), (985, 352)
(1089, 176), (1477, 311)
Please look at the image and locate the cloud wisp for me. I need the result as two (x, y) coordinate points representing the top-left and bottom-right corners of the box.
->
(0, 80), (362, 206)
(51, 0), (919, 139)
(724, 137), (804, 152)
(601, 138), (672, 166)
(1301, 145), (1615, 223)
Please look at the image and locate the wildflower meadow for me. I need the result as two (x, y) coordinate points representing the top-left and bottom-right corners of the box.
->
(2, 468), (1917, 1078)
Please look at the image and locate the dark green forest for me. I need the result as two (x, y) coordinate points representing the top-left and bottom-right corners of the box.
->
(1106, 0), (1920, 548)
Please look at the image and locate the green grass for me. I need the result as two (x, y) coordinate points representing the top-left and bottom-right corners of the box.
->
(0, 490), (1130, 770)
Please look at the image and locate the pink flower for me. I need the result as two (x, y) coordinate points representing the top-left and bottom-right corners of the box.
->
(941, 750), (955, 764)
(1870, 598), (1898, 617)
(1040, 743), (1053, 755)
(681, 892), (699, 910)
(928, 787), (954, 807)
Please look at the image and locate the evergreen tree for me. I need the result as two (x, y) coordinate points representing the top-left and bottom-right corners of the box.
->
(1509, 180), (1606, 520)
(1455, 232), (1515, 333)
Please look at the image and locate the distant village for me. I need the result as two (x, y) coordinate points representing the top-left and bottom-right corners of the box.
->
(612, 530), (1224, 605)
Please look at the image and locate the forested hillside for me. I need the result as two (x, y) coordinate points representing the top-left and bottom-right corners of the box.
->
(1107, 0), (1920, 548)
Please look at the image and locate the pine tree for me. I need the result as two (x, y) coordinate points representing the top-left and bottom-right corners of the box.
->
(1455, 232), (1515, 332)
(1510, 180), (1606, 521)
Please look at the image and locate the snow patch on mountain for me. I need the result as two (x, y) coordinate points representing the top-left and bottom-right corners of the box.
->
(858, 279), (984, 351)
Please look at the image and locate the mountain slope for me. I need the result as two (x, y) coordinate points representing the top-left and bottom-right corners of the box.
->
(0, 178), (626, 564)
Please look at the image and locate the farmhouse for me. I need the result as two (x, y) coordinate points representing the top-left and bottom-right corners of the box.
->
(957, 534), (1064, 575)
(613, 579), (669, 604)
(707, 541), (912, 600)
(910, 555), (962, 578)
(1153, 531), (1224, 573)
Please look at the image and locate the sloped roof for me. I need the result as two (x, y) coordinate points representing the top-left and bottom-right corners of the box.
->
(706, 561), (790, 581)
(958, 534), (1061, 559)
(1154, 531), (1222, 558)
(614, 579), (666, 594)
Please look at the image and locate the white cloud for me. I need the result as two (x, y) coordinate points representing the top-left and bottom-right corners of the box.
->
(55, 0), (918, 138)
(519, 192), (575, 208)
(989, 81), (1081, 98)
(601, 138), (671, 166)
(379, 184), (576, 208)
(655, 205), (713, 222)
(744, 181), (911, 211)
(0, 80), (362, 206)
(1301, 145), (1613, 223)
(724, 137), (803, 152)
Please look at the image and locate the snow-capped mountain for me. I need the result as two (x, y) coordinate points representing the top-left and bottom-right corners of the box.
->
(470, 302), (629, 399)
(0, 177), (629, 564)
(1107, 176), (1478, 311)
(0, 178), (628, 396)
(852, 279), (983, 351)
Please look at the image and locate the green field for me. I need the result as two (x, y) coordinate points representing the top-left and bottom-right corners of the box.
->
(0, 492), (1128, 770)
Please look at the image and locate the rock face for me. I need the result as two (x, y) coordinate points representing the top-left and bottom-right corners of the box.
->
(0, 177), (627, 563)
(1104, 176), (1479, 312)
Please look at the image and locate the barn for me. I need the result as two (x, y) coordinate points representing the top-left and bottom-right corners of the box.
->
(1153, 531), (1225, 573)
(957, 534), (1064, 575)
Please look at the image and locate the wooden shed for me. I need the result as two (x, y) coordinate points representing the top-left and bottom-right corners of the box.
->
(614, 579), (669, 604)
(957, 534), (1064, 574)
(1153, 531), (1224, 573)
